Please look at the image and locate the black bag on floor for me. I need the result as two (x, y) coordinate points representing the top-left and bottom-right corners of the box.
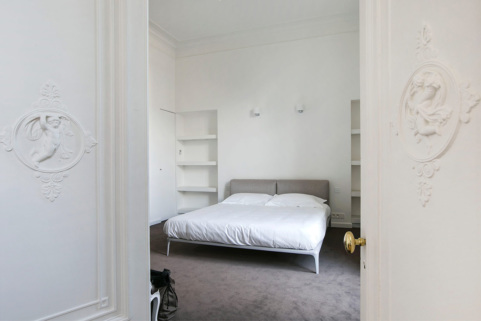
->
(151, 269), (178, 321)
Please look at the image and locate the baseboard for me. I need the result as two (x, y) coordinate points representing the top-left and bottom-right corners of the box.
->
(330, 221), (353, 228)
(149, 218), (164, 226)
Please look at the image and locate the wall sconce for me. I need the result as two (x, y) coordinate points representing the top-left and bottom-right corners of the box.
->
(253, 107), (261, 117)
(295, 104), (305, 114)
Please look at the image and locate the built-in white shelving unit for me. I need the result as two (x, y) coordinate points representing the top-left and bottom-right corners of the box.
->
(177, 135), (217, 141)
(176, 110), (218, 214)
(351, 99), (361, 227)
(177, 186), (218, 192)
(177, 161), (217, 166)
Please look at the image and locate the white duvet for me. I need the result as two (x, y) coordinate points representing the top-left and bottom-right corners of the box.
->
(164, 203), (331, 250)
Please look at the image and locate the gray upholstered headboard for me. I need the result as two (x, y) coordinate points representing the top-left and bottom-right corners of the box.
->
(230, 179), (277, 195)
(229, 179), (329, 203)
(277, 180), (329, 203)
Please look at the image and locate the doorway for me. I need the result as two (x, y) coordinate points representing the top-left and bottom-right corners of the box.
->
(148, 1), (361, 320)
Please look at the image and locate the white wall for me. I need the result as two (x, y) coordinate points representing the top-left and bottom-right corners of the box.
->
(149, 30), (176, 113)
(0, 1), (150, 320)
(175, 32), (360, 221)
(149, 29), (177, 224)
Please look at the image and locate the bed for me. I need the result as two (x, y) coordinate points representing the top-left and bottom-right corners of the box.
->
(164, 179), (330, 274)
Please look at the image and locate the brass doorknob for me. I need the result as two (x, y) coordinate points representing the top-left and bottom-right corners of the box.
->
(343, 231), (366, 254)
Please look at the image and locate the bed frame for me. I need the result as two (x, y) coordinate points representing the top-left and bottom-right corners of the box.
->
(166, 179), (330, 274)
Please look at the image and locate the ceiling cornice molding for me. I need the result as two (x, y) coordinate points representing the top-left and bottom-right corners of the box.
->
(175, 13), (359, 58)
(149, 21), (178, 49)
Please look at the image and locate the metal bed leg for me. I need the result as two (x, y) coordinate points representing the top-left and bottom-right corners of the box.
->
(166, 240), (170, 256)
(314, 254), (319, 274)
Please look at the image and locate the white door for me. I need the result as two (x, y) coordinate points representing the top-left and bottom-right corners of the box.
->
(360, 1), (481, 320)
(149, 109), (177, 224)
(0, 1), (150, 320)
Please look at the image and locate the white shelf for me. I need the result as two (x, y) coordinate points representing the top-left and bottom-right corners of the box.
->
(351, 100), (361, 225)
(176, 110), (218, 211)
(177, 186), (217, 193)
(177, 161), (217, 166)
(177, 135), (217, 141)
(177, 207), (200, 214)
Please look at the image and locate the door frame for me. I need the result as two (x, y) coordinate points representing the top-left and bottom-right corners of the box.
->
(141, 1), (386, 319)
(119, 0), (150, 319)
(360, 0), (389, 320)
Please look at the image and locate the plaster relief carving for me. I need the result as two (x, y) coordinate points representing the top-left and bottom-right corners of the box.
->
(413, 159), (440, 206)
(416, 179), (433, 207)
(0, 127), (13, 151)
(416, 24), (438, 61)
(85, 132), (98, 153)
(35, 171), (69, 202)
(460, 83), (481, 123)
(414, 159), (440, 179)
(0, 81), (97, 202)
(33, 81), (65, 110)
(14, 110), (85, 172)
(100, 297), (109, 308)
(400, 63), (458, 162)
(399, 24), (480, 206)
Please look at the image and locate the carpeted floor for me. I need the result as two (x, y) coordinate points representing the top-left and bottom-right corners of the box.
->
(150, 222), (360, 321)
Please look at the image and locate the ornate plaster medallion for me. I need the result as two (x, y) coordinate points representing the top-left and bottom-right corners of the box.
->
(0, 81), (97, 202)
(12, 109), (87, 172)
(399, 62), (460, 162)
(398, 24), (480, 206)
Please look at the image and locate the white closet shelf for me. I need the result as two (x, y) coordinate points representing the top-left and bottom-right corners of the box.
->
(177, 161), (217, 166)
(351, 129), (361, 135)
(177, 135), (217, 141)
(177, 186), (218, 193)
(351, 190), (361, 197)
(177, 207), (200, 214)
(351, 160), (361, 165)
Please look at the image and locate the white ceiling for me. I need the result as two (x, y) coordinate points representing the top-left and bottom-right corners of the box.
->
(149, 0), (359, 42)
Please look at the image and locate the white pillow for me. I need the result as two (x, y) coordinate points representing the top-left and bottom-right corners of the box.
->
(265, 193), (327, 208)
(221, 193), (274, 206)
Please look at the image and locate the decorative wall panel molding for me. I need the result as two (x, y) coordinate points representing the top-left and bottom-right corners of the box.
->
(0, 0), (142, 320)
(399, 24), (480, 206)
(1, 81), (97, 201)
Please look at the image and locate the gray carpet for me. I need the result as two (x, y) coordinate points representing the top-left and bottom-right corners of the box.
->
(150, 222), (360, 321)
